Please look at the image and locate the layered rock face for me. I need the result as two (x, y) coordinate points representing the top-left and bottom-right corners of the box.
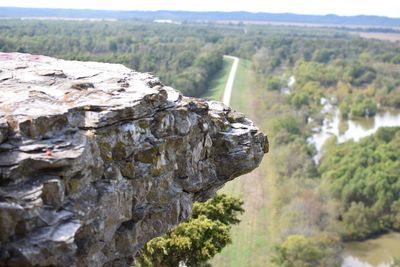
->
(0, 53), (267, 267)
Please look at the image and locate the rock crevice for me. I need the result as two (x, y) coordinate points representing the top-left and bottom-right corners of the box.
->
(0, 53), (267, 267)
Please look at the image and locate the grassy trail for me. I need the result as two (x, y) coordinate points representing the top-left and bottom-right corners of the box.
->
(205, 58), (271, 266)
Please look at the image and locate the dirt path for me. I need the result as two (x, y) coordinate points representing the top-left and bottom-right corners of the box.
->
(222, 55), (239, 106)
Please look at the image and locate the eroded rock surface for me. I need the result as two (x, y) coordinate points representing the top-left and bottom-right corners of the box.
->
(0, 53), (267, 267)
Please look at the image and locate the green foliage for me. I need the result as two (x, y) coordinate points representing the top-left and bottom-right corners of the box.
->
(312, 48), (337, 63)
(320, 127), (400, 240)
(271, 114), (302, 137)
(270, 234), (342, 267)
(381, 93), (400, 108)
(340, 202), (374, 239)
(339, 95), (377, 118)
(349, 96), (377, 117)
(293, 60), (338, 87)
(392, 55), (400, 64)
(136, 194), (244, 267)
(266, 76), (283, 91)
(192, 193), (244, 225)
(344, 63), (377, 87)
(339, 95), (352, 118)
(270, 114), (305, 146)
(137, 216), (229, 267)
(291, 91), (310, 109)
(289, 80), (322, 112)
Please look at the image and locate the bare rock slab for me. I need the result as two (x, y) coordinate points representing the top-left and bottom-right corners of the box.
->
(0, 53), (268, 267)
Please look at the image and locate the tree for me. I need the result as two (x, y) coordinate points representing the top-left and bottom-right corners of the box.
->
(320, 127), (400, 239)
(135, 194), (244, 267)
(291, 91), (310, 109)
(270, 234), (342, 267)
(344, 63), (377, 87)
(349, 96), (377, 117)
(312, 48), (336, 63)
(266, 76), (283, 91)
(340, 202), (372, 239)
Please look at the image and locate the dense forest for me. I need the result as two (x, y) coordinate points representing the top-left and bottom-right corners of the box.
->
(0, 20), (225, 96)
(321, 127), (400, 240)
(2, 18), (400, 266)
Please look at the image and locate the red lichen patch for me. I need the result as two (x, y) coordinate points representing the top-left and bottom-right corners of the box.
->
(45, 148), (53, 157)
(0, 53), (15, 61)
(25, 54), (43, 62)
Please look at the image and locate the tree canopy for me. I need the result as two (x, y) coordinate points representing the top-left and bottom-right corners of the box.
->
(271, 234), (342, 267)
(136, 194), (244, 267)
(320, 127), (400, 239)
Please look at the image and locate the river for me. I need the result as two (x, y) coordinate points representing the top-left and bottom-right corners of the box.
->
(307, 98), (400, 267)
(342, 233), (400, 267)
(309, 99), (400, 163)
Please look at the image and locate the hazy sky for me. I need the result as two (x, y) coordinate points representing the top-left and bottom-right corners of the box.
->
(1, 0), (400, 18)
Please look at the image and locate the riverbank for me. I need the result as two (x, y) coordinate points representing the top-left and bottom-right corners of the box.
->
(343, 232), (400, 267)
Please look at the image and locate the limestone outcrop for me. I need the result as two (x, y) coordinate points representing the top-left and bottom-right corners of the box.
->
(0, 53), (267, 267)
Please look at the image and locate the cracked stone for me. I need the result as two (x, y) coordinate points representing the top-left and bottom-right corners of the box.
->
(0, 52), (268, 267)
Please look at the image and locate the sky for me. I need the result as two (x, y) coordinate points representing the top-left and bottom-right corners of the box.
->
(0, 0), (400, 18)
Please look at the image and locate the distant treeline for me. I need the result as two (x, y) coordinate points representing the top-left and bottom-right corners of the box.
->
(351, 27), (400, 33)
(2, 19), (400, 101)
(1, 7), (400, 27)
(0, 20), (226, 96)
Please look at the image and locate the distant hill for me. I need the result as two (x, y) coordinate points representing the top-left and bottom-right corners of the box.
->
(1, 7), (400, 27)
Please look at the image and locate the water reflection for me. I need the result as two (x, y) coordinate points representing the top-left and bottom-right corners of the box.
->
(281, 75), (295, 95)
(338, 110), (400, 143)
(308, 99), (340, 163)
(288, 75), (296, 88)
(309, 99), (400, 163)
(342, 233), (400, 267)
(342, 256), (391, 267)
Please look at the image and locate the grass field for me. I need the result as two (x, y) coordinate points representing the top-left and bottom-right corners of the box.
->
(202, 56), (235, 102)
(352, 31), (400, 42)
(205, 58), (271, 267)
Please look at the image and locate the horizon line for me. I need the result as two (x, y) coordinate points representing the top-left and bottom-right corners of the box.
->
(1, 6), (400, 19)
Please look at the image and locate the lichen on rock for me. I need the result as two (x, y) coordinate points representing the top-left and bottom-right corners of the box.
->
(0, 53), (267, 267)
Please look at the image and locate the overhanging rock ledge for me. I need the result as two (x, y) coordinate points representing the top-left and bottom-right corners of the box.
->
(0, 52), (267, 267)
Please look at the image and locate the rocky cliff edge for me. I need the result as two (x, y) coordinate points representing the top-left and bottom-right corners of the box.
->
(0, 53), (267, 267)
